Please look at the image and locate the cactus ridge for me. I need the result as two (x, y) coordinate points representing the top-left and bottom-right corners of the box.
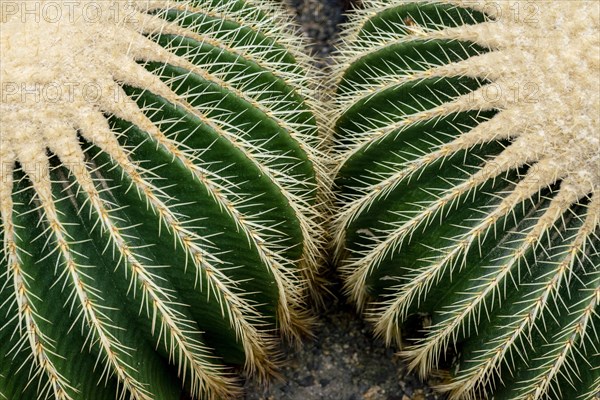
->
(0, 1), (326, 399)
(332, 1), (600, 399)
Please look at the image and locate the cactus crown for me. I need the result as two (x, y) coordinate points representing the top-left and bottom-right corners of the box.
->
(0, 1), (325, 399)
(332, 1), (599, 399)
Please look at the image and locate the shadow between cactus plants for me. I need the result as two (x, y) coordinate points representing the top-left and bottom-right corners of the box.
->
(330, 1), (599, 400)
(0, 1), (327, 399)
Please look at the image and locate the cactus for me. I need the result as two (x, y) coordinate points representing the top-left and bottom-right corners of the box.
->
(0, 0), (326, 399)
(331, 1), (600, 399)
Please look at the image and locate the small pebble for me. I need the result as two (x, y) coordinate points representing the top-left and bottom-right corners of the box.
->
(299, 375), (315, 387)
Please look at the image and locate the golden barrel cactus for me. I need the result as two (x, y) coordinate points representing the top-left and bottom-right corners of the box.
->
(0, 0), (326, 398)
(331, 1), (600, 399)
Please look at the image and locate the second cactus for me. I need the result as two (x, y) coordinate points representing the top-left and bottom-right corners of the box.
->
(331, 1), (600, 399)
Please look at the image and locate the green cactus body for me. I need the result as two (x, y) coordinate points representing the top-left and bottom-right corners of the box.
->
(331, 1), (600, 399)
(0, 1), (325, 399)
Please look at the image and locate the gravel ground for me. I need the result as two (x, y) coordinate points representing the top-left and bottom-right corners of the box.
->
(287, 0), (349, 63)
(244, 2), (448, 399)
(244, 295), (447, 400)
